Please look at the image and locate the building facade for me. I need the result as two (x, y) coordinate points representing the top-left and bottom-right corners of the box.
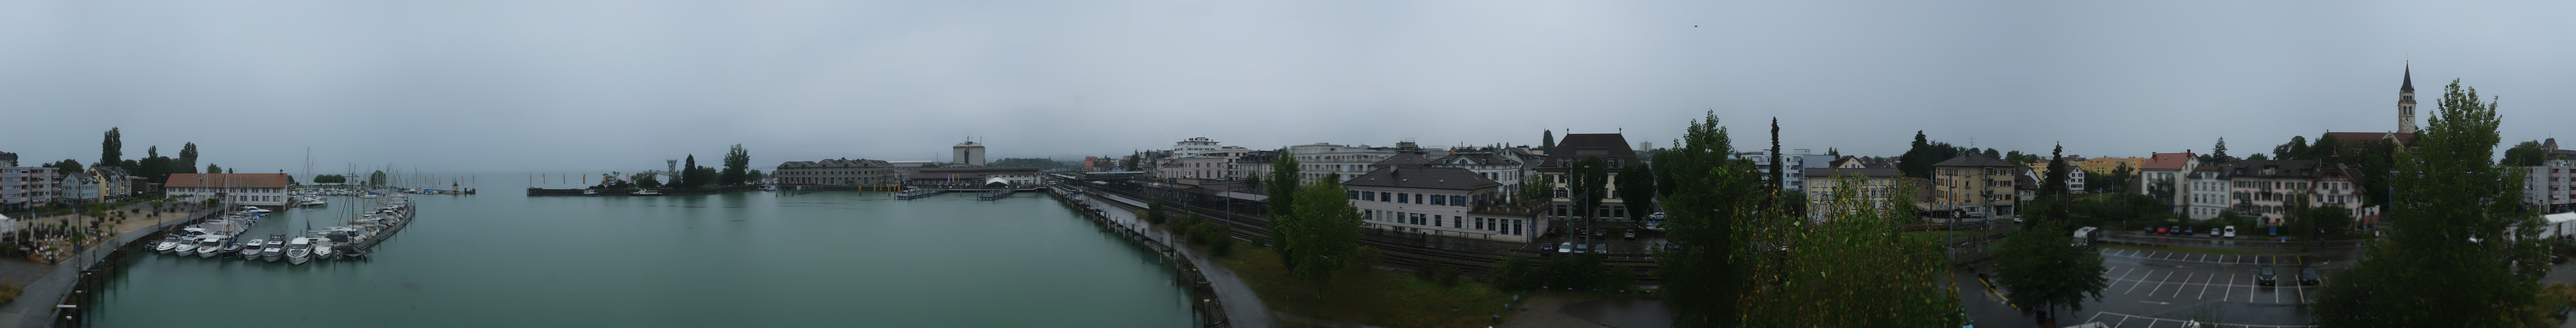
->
(951, 141), (987, 167)
(2522, 138), (2576, 213)
(907, 166), (1046, 187)
(1285, 143), (1397, 184)
(1930, 152), (2021, 219)
(2136, 152), (2200, 214)
(775, 158), (899, 186)
(1803, 167), (1903, 221)
(0, 161), (55, 210)
(1171, 137), (1222, 158)
(1538, 134), (1641, 222)
(1737, 149), (1836, 191)
(165, 173), (292, 207)
(2186, 165), (2232, 220)
(1344, 166), (1539, 242)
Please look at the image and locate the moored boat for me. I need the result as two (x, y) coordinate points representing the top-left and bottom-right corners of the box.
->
(286, 237), (312, 265)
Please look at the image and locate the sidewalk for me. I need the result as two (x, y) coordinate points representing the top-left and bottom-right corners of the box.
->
(1073, 193), (1274, 328)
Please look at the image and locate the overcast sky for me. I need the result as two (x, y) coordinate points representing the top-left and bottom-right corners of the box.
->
(6, 1), (2573, 177)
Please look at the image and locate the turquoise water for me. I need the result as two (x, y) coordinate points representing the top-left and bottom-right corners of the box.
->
(88, 190), (1195, 327)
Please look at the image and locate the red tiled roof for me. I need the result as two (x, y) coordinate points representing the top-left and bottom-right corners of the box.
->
(162, 173), (290, 188)
(2139, 152), (2194, 170)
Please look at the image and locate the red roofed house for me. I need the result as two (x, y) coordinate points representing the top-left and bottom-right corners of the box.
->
(2136, 152), (2199, 214)
(165, 173), (293, 207)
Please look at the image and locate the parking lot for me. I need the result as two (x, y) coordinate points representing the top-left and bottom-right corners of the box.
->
(1965, 247), (2333, 327)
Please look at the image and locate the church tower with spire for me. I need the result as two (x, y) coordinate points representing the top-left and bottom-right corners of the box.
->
(2398, 64), (2418, 134)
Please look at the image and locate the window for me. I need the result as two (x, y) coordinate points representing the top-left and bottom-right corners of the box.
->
(1431, 195), (1447, 206)
(1451, 195), (1466, 206)
(1347, 190), (1358, 200)
(1363, 191), (1376, 201)
(1433, 215), (1442, 227)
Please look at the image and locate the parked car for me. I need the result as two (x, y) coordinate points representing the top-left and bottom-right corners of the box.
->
(2172, 226), (2186, 235)
(1623, 229), (1637, 240)
(2210, 227), (2223, 237)
(1594, 243), (1608, 254)
(1558, 242), (1574, 253)
(1540, 242), (1556, 252)
(2299, 267), (2322, 286)
(2223, 226), (2238, 239)
(2257, 266), (2278, 286)
(1573, 243), (1591, 253)
(2155, 227), (2169, 234)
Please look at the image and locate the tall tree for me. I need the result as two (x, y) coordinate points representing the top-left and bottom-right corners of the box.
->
(1991, 220), (2108, 323)
(678, 155), (699, 188)
(1768, 118), (1783, 193)
(2501, 140), (2547, 166)
(1265, 148), (1304, 259)
(178, 142), (199, 173)
(721, 144), (751, 185)
(1541, 130), (1556, 152)
(1282, 174), (1361, 289)
(47, 160), (82, 175)
(2208, 137), (2230, 164)
(2313, 79), (2549, 327)
(2272, 135), (2311, 160)
(1655, 111), (1762, 328)
(1738, 176), (1963, 327)
(99, 127), (122, 169)
(1618, 162), (1656, 221)
(1570, 156), (1610, 230)
(2307, 134), (2344, 163)
(367, 169), (385, 186)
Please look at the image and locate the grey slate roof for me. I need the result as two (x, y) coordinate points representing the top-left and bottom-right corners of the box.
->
(1932, 152), (2015, 167)
(1371, 153), (1435, 167)
(1343, 166), (1501, 190)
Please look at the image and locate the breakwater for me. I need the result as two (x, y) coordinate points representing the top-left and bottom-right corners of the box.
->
(1045, 186), (1232, 328)
(525, 184), (760, 196)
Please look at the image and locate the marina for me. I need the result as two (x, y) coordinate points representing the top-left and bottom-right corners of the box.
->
(80, 185), (1197, 327)
(144, 190), (418, 264)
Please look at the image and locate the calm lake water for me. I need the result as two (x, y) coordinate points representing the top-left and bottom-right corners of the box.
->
(88, 190), (1196, 327)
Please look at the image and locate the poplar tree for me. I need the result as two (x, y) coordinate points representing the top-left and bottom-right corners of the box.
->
(99, 127), (122, 168)
(1265, 148), (1303, 261)
(1655, 111), (1761, 328)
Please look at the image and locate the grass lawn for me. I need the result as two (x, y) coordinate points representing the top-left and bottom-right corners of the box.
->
(2099, 243), (2302, 256)
(1214, 247), (1517, 328)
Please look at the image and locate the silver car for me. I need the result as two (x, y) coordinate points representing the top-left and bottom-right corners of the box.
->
(1557, 242), (1574, 253)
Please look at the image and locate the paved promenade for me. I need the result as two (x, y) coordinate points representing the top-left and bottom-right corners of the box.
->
(1072, 193), (1274, 328)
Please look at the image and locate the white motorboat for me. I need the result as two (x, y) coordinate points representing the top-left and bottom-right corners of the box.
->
(286, 238), (312, 265)
(262, 234), (286, 262)
(630, 189), (663, 196)
(313, 241), (334, 260)
(238, 239), (265, 258)
(194, 236), (227, 258)
(218, 239), (244, 258)
(153, 235), (183, 253)
(174, 236), (202, 257)
(581, 189), (600, 196)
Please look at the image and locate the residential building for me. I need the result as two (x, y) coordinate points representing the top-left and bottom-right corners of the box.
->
(951, 141), (987, 167)
(2521, 138), (2576, 213)
(2136, 152), (2200, 214)
(165, 173), (292, 207)
(57, 173), (100, 204)
(1803, 167), (1903, 221)
(774, 158), (899, 186)
(1285, 143), (1398, 184)
(1537, 133), (1641, 222)
(0, 152), (57, 210)
(2015, 174), (2039, 201)
(2024, 158), (2088, 193)
(2221, 160), (2361, 226)
(93, 166), (133, 199)
(1930, 152), (2021, 219)
(1158, 156), (1234, 180)
(1344, 166), (1541, 242)
(1425, 146), (1541, 202)
(1737, 149), (1835, 191)
(2076, 157), (2145, 175)
(1228, 151), (1278, 181)
(1171, 137), (1223, 157)
(2185, 165), (2231, 220)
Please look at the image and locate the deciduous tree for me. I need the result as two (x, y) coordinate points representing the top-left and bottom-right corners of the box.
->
(2313, 80), (2550, 327)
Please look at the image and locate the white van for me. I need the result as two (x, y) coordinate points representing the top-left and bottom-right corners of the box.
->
(2071, 226), (2099, 247)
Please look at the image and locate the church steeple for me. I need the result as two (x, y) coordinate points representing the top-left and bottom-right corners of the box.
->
(2398, 63), (2418, 134)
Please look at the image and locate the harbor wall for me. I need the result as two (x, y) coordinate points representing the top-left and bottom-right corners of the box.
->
(525, 184), (761, 197)
(1042, 187), (1230, 328)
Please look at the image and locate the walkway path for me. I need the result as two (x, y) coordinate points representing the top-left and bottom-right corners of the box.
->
(1071, 193), (1274, 328)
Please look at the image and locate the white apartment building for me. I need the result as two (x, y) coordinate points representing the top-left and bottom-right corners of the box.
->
(1344, 166), (1539, 242)
(1172, 137), (1222, 157)
(2185, 165), (2231, 220)
(1286, 143), (1397, 184)
(166, 173), (293, 207)
(2523, 139), (2576, 214)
